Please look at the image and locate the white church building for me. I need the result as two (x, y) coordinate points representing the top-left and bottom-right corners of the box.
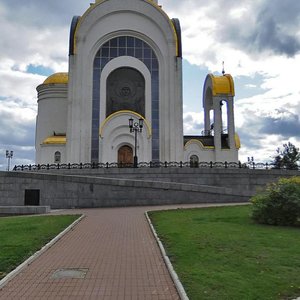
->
(35, 0), (240, 166)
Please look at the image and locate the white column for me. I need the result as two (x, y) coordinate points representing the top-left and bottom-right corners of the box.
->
(227, 97), (235, 149)
(213, 97), (222, 157)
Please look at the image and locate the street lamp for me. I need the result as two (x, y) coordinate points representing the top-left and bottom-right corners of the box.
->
(6, 150), (13, 171)
(129, 117), (143, 168)
(247, 156), (254, 169)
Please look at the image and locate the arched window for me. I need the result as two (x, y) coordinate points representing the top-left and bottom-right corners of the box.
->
(190, 155), (199, 168)
(54, 151), (61, 163)
(106, 67), (145, 117)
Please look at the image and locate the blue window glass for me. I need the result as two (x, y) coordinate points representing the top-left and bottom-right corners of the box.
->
(119, 36), (126, 47)
(110, 48), (118, 58)
(92, 139), (98, 149)
(94, 58), (100, 68)
(152, 139), (159, 149)
(152, 150), (159, 159)
(152, 70), (158, 81)
(100, 57), (109, 68)
(135, 38), (143, 48)
(92, 109), (98, 119)
(143, 48), (151, 59)
(152, 59), (158, 71)
(92, 36), (160, 162)
(143, 59), (151, 70)
(119, 48), (126, 56)
(102, 41), (109, 48)
(93, 69), (100, 81)
(127, 48), (134, 57)
(101, 47), (109, 57)
(93, 80), (100, 91)
(127, 36), (134, 47)
(152, 109), (159, 119)
(110, 38), (118, 47)
(135, 48), (143, 59)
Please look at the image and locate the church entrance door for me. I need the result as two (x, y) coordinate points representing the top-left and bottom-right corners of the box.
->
(118, 145), (133, 167)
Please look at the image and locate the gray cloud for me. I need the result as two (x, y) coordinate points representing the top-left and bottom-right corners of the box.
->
(0, 110), (35, 147)
(259, 112), (300, 137)
(1, 1), (87, 27)
(216, 0), (300, 57)
(240, 108), (300, 142)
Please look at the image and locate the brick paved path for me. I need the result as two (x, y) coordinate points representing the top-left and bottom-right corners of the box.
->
(0, 206), (181, 299)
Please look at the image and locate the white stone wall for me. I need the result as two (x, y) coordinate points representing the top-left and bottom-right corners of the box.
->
(184, 142), (215, 162)
(39, 145), (66, 165)
(35, 84), (68, 164)
(67, 0), (183, 163)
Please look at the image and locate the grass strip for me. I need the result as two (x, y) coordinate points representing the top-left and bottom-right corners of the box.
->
(0, 214), (80, 279)
(149, 205), (300, 300)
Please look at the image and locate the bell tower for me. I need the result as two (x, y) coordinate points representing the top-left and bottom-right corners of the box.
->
(203, 73), (238, 162)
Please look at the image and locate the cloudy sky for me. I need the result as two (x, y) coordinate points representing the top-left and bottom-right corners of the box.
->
(0, 0), (300, 169)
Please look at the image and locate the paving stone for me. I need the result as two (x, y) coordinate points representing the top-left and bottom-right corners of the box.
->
(0, 205), (185, 299)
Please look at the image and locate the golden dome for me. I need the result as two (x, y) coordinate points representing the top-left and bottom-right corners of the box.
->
(235, 133), (241, 149)
(42, 135), (66, 145)
(209, 74), (235, 96)
(43, 73), (69, 85)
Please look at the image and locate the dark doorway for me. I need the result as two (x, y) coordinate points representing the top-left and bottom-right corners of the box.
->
(106, 67), (145, 117)
(118, 145), (133, 166)
(24, 189), (40, 206)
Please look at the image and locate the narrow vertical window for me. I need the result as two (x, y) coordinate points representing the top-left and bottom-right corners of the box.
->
(190, 155), (199, 168)
(54, 151), (61, 163)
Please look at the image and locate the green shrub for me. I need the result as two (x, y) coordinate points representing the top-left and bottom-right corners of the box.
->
(251, 177), (300, 226)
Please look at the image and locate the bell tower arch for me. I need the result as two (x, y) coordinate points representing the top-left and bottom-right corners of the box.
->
(203, 74), (237, 161)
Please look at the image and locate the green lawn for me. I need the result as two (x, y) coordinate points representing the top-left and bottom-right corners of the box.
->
(0, 214), (80, 280)
(149, 205), (300, 300)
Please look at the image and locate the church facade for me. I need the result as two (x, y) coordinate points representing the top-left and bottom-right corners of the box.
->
(35, 0), (240, 166)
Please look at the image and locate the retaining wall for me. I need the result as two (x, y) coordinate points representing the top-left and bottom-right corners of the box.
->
(28, 167), (299, 193)
(0, 169), (298, 209)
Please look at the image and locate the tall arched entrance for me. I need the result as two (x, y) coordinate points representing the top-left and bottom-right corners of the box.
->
(91, 36), (160, 163)
(118, 145), (133, 165)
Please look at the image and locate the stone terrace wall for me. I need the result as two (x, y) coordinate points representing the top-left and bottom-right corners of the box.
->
(0, 169), (298, 209)
(29, 168), (299, 194)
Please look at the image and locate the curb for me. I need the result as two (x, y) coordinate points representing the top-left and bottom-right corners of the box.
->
(0, 214), (85, 290)
(145, 211), (189, 300)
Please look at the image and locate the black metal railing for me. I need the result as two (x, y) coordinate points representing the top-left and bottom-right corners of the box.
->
(12, 161), (297, 171)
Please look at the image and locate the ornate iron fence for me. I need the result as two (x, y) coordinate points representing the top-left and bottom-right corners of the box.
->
(12, 161), (296, 171)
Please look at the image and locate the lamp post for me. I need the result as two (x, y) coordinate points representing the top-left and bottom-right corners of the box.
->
(247, 156), (254, 169)
(129, 117), (143, 168)
(6, 150), (13, 171)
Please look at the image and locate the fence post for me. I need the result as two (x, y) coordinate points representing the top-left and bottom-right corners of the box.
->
(225, 161), (228, 168)
(210, 161), (213, 168)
